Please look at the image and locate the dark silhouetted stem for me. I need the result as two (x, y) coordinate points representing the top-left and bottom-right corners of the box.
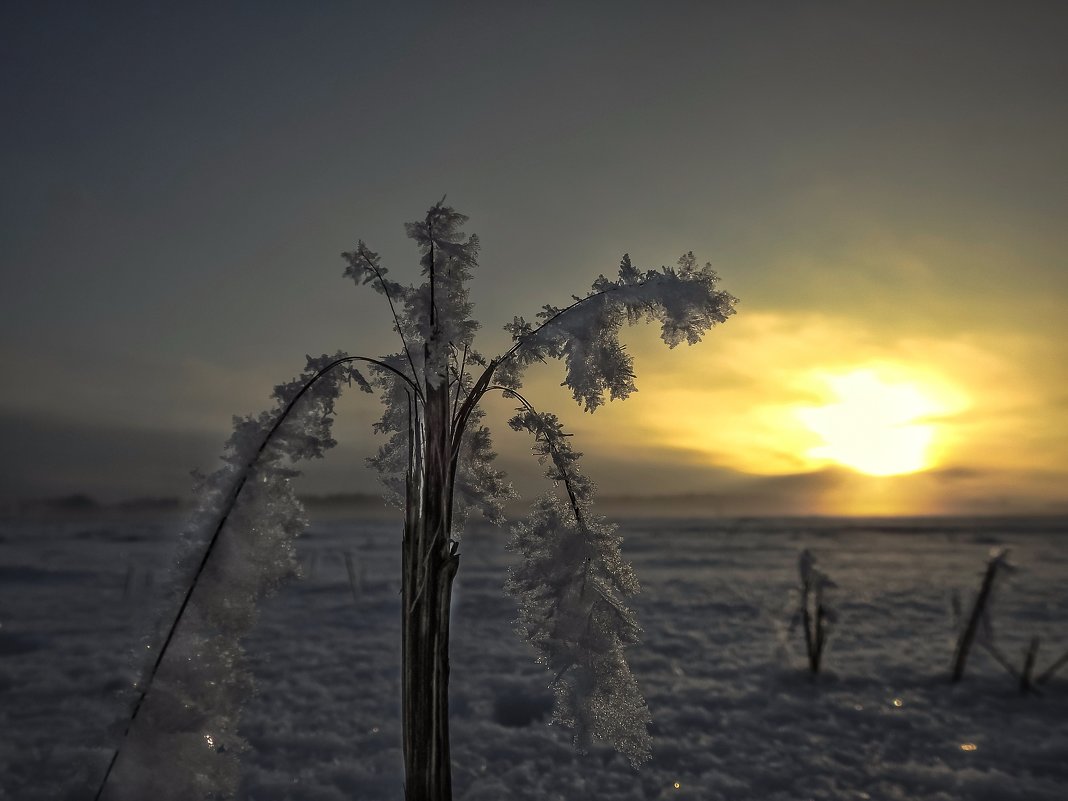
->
(360, 247), (423, 400)
(813, 583), (827, 674)
(951, 550), (1007, 683)
(1020, 637), (1041, 694)
(402, 350), (458, 801)
(801, 577), (816, 674)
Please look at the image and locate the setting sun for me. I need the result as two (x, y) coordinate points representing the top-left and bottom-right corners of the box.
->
(796, 369), (956, 476)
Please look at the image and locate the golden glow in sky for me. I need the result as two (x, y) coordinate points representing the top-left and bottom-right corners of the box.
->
(519, 308), (1064, 514)
(796, 369), (954, 476)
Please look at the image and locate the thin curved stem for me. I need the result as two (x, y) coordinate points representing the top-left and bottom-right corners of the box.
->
(498, 283), (622, 364)
(491, 386), (615, 627)
(359, 246), (423, 401)
(451, 343), (468, 427)
(457, 282), (650, 457)
(427, 214), (437, 330)
(93, 353), (411, 801)
(486, 385), (586, 529)
(449, 359), (498, 460)
(262, 355), (420, 447)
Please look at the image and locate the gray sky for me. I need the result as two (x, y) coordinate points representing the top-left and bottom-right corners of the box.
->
(3, 2), (1066, 513)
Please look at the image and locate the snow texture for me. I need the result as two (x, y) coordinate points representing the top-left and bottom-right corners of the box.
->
(2, 514), (1066, 800)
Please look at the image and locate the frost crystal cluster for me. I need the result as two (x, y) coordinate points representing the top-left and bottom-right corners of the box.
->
(498, 252), (735, 410)
(101, 201), (735, 801)
(507, 408), (650, 764)
(107, 354), (360, 800)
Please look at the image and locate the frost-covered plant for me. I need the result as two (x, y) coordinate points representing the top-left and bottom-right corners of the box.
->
(98, 201), (735, 801)
(949, 548), (1068, 693)
(950, 547), (1011, 683)
(506, 404), (650, 760)
(96, 353), (375, 800)
(791, 549), (836, 675)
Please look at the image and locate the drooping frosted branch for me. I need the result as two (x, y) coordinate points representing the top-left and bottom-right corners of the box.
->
(506, 405), (651, 766)
(498, 252), (736, 410)
(105, 353), (363, 800)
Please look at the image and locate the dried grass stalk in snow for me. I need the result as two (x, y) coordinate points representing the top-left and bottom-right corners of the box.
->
(102, 201), (735, 800)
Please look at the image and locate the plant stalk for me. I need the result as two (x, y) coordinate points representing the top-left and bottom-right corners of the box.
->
(951, 550), (1006, 683)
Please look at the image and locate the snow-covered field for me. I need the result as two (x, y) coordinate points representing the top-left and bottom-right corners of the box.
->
(2, 514), (1067, 800)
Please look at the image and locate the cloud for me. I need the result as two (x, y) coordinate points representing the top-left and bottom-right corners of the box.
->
(508, 308), (1068, 513)
(3, 304), (1064, 516)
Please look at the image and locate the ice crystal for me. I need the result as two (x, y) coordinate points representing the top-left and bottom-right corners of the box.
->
(499, 252), (736, 410)
(112, 353), (352, 799)
(506, 408), (650, 765)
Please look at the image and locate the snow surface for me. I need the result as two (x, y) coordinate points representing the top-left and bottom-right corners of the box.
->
(2, 515), (1067, 800)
